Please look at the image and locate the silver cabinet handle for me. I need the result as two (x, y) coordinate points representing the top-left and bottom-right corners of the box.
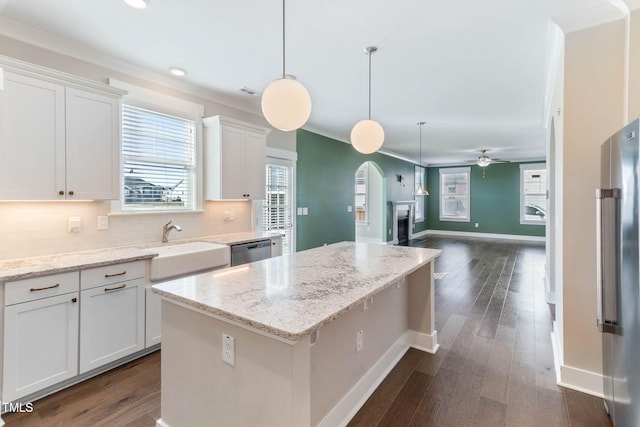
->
(104, 271), (126, 278)
(104, 284), (126, 292)
(30, 283), (60, 292)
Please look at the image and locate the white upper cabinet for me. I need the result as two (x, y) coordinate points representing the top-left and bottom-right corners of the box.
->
(0, 57), (125, 200)
(203, 115), (270, 200)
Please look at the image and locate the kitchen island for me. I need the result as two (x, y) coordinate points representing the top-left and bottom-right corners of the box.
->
(152, 241), (440, 427)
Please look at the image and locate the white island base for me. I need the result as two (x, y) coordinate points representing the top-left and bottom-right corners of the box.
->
(153, 242), (440, 427)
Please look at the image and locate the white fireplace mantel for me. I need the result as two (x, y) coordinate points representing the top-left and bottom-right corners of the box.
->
(391, 201), (416, 244)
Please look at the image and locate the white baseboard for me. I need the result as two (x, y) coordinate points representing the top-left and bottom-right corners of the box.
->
(551, 327), (604, 398)
(558, 365), (604, 398)
(425, 229), (545, 242)
(317, 329), (439, 427)
(156, 419), (170, 427)
(411, 229), (430, 239)
(404, 330), (439, 354)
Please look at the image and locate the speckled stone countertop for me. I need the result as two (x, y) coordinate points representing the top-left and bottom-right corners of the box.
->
(202, 231), (282, 245)
(152, 242), (441, 341)
(0, 247), (156, 283)
(0, 231), (284, 283)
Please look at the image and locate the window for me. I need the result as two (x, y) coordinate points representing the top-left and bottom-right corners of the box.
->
(122, 104), (196, 211)
(414, 166), (425, 222)
(520, 163), (547, 224)
(355, 163), (368, 223)
(264, 162), (294, 255)
(439, 167), (470, 222)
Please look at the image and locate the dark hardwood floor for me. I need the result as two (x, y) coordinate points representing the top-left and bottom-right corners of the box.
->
(4, 236), (612, 426)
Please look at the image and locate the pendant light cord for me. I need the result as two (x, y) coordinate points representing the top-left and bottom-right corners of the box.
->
(419, 122), (422, 165)
(368, 50), (372, 119)
(282, 0), (286, 79)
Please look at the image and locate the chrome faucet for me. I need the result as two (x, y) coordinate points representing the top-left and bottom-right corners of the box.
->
(162, 220), (183, 243)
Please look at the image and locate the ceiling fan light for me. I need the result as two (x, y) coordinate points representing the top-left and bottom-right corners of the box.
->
(415, 184), (429, 196)
(477, 158), (491, 167)
(261, 77), (312, 131)
(351, 119), (384, 154)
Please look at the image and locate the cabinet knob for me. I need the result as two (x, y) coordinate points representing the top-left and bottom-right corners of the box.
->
(68, 191), (74, 196)
(71, 297), (77, 303)
(59, 190), (65, 195)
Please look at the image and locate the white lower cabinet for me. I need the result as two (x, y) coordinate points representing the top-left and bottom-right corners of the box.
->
(79, 279), (145, 374)
(3, 281), (79, 402)
(145, 286), (161, 347)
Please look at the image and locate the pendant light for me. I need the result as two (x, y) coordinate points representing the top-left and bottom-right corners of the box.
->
(261, 0), (312, 131)
(415, 121), (429, 196)
(351, 46), (384, 154)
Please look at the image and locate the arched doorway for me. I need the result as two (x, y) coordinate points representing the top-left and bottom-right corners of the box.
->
(354, 161), (386, 243)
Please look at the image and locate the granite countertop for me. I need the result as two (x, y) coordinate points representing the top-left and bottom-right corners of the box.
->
(0, 231), (284, 283)
(152, 242), (441, 341)
(202, 231), (283, 245)
(0, 247), (156, 283)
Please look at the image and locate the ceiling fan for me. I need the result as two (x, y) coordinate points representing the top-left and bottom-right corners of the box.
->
(468, 149), (509, 167)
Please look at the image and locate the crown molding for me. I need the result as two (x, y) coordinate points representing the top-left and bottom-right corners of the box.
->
(553, 2), (626, 34)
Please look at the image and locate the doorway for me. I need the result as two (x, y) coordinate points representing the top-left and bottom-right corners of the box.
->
(264, 151), (296, 255)
(354, 161), (386, 243)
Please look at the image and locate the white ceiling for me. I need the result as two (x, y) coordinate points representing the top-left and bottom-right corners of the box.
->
(0, 0), (623, 165)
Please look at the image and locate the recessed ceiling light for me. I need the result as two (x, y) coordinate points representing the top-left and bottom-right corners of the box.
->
(123, 0), (150, 10)
(169, 67), (187, 77)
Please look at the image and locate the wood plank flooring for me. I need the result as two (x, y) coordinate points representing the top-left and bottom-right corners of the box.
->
(3, 236), (612, 426)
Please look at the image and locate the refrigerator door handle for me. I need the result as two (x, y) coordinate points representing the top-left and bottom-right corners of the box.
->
(596, 188), (619, 334)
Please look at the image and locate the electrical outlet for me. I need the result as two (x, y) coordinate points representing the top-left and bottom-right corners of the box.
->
(68, 217), (81, 233)
(356, 330), (364, 353)
(347, 205), (353, 212)
(224, 210), (235, 221)
(222, 333), (235, 366)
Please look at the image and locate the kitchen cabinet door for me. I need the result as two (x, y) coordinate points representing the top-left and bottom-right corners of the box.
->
(243, 130), (266, 200)
(0, 72), (66, 200)
(145, 286), (162, 347)
(3, 292), (79, 401)
(79, 279), (145, 374)
(204, 115), (270, 200)
(65, 87), (120, 200)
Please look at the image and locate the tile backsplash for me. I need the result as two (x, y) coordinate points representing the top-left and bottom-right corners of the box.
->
(0, 200), (253, 260)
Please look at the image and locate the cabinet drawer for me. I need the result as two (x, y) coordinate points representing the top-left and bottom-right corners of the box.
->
(5, 272), (79, 306)
(81, 261), (145, 290)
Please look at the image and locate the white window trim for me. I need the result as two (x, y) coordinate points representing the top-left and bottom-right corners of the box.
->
(414, 165), (425, 223)
(108, 79), (204, 215)
(439, 166), (471, 222)
(265, 147), (297, 254)
(519, 163), (546, 225)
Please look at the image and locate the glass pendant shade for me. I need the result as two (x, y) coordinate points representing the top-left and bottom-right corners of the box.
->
(351, 119), (384, 154)
(415, 184), (429, 196)
(261, 77), (312, 131)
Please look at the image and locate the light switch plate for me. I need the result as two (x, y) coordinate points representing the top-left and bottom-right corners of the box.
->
(347, 205), (352, 212)
(302, 207), (308, 215)
(297, 207), (303, 216)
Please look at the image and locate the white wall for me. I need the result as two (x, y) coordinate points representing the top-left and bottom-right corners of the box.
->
(558, 18), (626, 393)
(0, 35), (296, 260)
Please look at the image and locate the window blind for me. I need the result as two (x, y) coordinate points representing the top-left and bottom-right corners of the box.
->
(122, 105), (196, 210)
(264, 164), (292, 254)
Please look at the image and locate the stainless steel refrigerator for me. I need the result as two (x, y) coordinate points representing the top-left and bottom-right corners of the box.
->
(597, 118), (640, 426)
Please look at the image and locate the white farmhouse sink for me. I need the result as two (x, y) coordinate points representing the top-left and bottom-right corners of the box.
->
(145, 242), (230, 281)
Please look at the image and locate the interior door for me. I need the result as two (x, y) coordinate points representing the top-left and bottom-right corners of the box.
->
(264, 160), (295, 255)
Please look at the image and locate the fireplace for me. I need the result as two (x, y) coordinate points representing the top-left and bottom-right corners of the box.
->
(391, 201), (415, 245)
(397, 209), (410, 245)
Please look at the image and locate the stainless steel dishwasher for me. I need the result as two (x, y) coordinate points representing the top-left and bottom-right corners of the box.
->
(230, 239), (272, 266)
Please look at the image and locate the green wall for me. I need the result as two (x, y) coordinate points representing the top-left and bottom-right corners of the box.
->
(297, 130), (428, 251)
(426, 163), (545, 237)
